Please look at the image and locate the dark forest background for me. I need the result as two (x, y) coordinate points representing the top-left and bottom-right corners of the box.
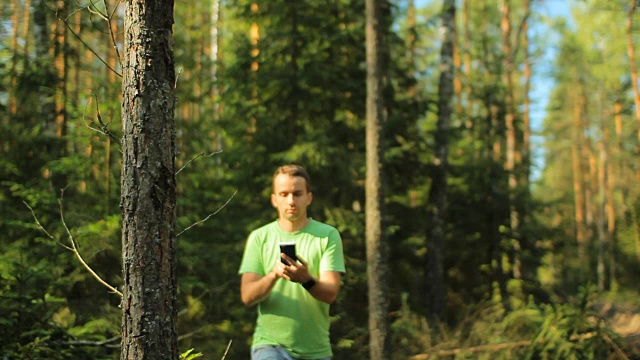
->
(1, 0), (640, 358)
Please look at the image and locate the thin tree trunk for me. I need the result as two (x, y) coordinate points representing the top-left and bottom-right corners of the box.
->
(22, 0), (32, 54)
(501, 0), (521, 280)
(248, 3), (260, 138)
(120, 0), (178, 357)
(426, 0), (455, 327)
(453, 25), (462, 116)
(210, 0), (223, 152)
(106, 0), (119, 214)
(9, 0), (20, 116)
(51, 0), (68, 189)
(462, 0), (472, 128)
(627, 0), (640, 147)
(365, 0), (390, 358)
(596, 92), (607, 291)
(407, 0), (416, 99)
(626, 0), (640, 262)
(572, 88), (587, 266)
(33, 0), (55, 133)
(606, 103), (618, 289)
(54, 0), (67, 139)
(522, 0), (531, 186)
(488, 102), (509, 308)
(288, 0), (299, 137)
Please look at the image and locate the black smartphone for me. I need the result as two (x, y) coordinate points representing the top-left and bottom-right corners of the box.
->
(279, 242), (298, 265)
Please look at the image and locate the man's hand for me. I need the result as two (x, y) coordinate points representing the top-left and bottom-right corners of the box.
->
(280, 254), (342, 304)
(240, 270), (280, 307)
(280, 254), (313, 284)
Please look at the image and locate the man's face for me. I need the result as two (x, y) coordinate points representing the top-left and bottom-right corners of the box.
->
(271, 174), (313, 223)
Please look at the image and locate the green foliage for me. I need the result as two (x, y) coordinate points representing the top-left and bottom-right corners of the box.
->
(393, 284), (632, 359)
(1, 0), (640, 358)
(180, 348), (204, 360)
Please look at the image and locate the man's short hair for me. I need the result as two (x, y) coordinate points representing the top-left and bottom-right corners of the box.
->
(273, 164), (312, 193)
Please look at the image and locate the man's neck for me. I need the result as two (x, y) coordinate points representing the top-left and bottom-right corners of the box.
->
(278, 217), (310, 233)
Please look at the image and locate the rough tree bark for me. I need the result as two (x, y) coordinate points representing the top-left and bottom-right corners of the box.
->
(120, 0), (178, 358)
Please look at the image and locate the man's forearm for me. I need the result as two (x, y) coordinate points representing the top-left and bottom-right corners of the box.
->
(241, 272), (278, 307)
(305, 279), (339, 304)
(303, 271), (341, 304)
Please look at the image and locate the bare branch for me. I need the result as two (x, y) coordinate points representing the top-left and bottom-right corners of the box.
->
(102, 0), (123, 69)
(63, 18), (121, 77)
(221, 340), (233, 360)
(176, 150), (223, 175)
(48, 1), (122, 77)
(24, 201), (73, 251)
(84, 94), (123, 148)
(57, 335), (121, 348)
(175, 67), (184, 89)
(177, 190), (237, 237)
(24, 197), (123, 298)
(85, 0), (109, 20)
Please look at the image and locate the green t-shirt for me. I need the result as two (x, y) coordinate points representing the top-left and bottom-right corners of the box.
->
(238, 219), (346, 359)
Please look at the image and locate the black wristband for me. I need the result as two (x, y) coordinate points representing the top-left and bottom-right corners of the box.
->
(302, 278), (316, 290)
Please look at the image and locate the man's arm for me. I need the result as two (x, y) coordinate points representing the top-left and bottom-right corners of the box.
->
(240, 271), (280, 307)
(306, 270), (341, 304)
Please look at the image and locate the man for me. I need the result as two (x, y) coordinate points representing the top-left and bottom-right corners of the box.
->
(239, 164), (346, 360)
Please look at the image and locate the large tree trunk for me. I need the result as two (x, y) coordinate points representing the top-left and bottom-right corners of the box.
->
(426, 0), (455, 327)
(120, 0), (178, 358)
(365, 0), (390, 358)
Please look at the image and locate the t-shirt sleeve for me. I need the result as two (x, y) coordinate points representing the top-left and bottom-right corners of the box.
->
(320, 229), (346, 274)
(238, 231), (265, 276)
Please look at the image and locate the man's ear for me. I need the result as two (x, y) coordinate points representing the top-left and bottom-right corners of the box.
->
(270, 193), (277, 208)
(307, 192), (313, 205)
